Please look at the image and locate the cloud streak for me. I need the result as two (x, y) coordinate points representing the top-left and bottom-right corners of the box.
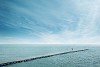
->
(0, 0), (100, 45)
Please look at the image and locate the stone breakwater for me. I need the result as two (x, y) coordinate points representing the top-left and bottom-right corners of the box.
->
(0, 49), (89, 67)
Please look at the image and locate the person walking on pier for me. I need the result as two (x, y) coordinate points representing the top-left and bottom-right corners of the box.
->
(72, 48), (73, 51)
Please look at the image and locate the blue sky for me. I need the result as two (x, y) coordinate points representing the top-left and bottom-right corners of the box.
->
(0, 0), (100, 45)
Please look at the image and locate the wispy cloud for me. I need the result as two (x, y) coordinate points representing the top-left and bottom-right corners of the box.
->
(0, 0), (100, 45)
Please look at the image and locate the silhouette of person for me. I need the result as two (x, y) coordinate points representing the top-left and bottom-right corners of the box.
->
(72, 48), (73, 51)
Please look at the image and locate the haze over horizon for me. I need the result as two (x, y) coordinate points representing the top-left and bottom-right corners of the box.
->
(0, 0), (100, 45)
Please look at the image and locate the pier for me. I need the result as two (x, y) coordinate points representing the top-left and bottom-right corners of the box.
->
(0, 49), (89, 67)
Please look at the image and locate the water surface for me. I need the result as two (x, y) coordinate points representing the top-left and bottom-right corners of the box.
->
(0, 44), (100, 67)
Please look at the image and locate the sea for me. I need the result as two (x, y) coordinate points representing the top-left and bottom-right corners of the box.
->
(0, 44), (100, 67)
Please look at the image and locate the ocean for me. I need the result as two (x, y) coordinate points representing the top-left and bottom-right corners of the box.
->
(0, 44), (100, 67)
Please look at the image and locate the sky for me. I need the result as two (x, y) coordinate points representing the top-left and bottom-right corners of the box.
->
(0, 0), (100, 45)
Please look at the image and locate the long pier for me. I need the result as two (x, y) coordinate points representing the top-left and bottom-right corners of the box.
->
(0, 49), (89, 67)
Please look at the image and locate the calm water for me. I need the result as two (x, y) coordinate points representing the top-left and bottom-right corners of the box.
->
(0, 44), (100, 67)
